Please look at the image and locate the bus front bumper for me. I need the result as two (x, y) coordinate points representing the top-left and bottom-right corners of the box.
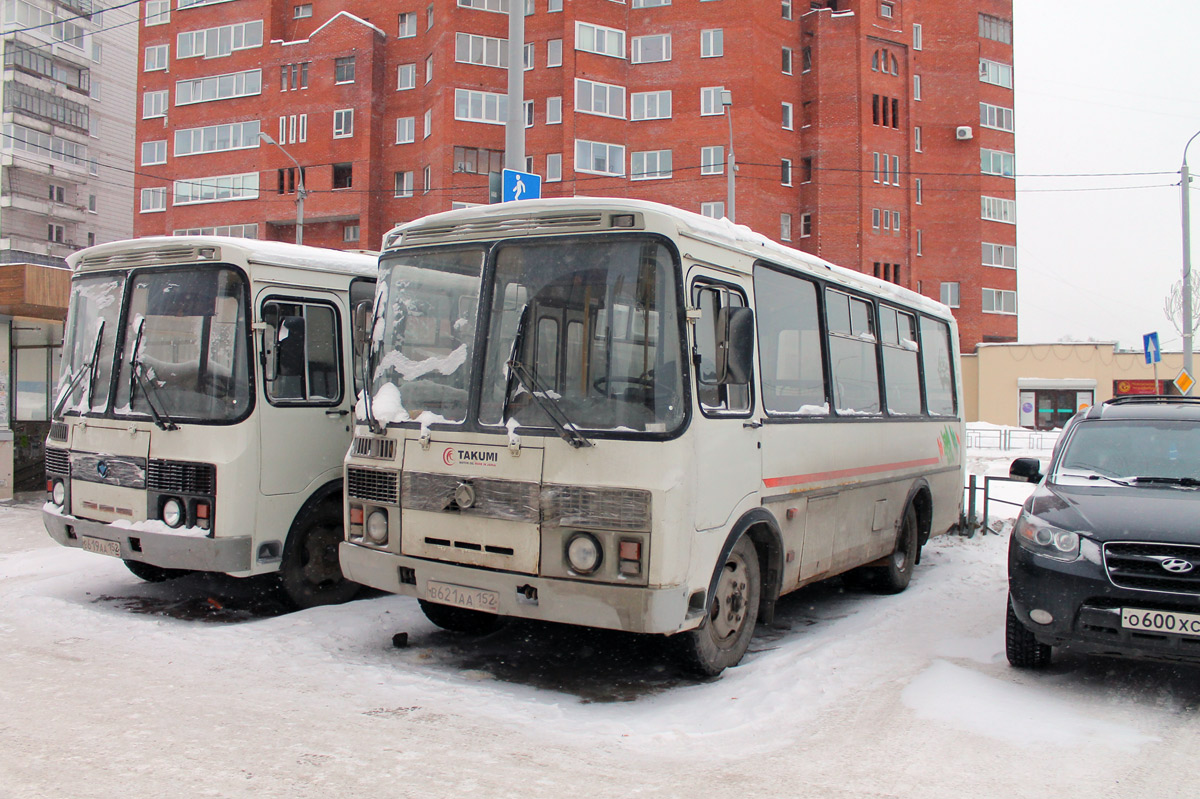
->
(340, 542), (695, 635)
(43, 506), (253, 573)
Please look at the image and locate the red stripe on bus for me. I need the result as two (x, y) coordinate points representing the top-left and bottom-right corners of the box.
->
(763, 457), (943, 488)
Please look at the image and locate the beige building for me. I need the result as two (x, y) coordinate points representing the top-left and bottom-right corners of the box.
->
(962, 342), (1188, 430)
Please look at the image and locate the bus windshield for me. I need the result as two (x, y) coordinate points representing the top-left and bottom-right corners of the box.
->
(113, 267), (251, 423)
(370, 236), (685, 435)
(56, 273), (125, 416)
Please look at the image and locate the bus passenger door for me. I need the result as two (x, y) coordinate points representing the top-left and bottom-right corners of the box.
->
(689, 276), (761, 531)
(257, 290), (352, 497)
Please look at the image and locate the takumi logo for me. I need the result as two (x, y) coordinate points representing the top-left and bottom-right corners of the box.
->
(442, 447), (499, 468)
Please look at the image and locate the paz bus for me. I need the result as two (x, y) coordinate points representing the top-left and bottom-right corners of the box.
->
(339, 198), (964, 674)
(42, 236), (377, 608)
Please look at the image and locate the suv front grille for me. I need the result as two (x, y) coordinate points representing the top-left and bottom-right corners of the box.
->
(1104, 542), (1200, 596)
(347, 466), (399, 505)
(146, 459), (216, 495)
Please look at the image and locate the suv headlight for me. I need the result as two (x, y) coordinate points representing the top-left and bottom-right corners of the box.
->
(1013, 511), (1081, 562)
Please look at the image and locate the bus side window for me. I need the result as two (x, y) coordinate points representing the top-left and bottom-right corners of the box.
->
(753, 265), (828, 416)
(692, 283), (751, 415)
(263, 299), (341, 405)
(880, 305), (922, 415)
(920, 316), (957, 416)
(826, 289), (881, 415)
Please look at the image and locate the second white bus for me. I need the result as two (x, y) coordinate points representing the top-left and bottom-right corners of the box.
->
(340, 198), (964, 673)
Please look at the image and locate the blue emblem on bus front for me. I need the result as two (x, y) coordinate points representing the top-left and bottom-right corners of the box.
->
(96, 461), (108, 478)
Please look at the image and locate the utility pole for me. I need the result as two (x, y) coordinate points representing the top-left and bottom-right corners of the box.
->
(1183, 129), (1200, 393)
(505, 1), (525, 171)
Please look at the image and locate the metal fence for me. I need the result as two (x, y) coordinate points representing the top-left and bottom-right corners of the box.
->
(965, 427), (1059, 452)
(962, 474), (1030, 536)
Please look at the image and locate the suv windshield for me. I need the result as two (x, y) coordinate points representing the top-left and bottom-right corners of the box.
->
(1054, 419), (1200, 483)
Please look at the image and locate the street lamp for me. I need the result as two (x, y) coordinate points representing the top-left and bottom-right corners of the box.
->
(721, 90), (735, 223)
(258, 131), (306, 245)
(1182, 130), (1200, 393)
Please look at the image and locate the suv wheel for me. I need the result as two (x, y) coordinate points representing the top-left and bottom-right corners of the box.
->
(1006, 597), (1052, 669)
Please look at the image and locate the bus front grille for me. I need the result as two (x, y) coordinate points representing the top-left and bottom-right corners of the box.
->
(351, 436), (397, 460)
(45, 448), (70, 476)
(347, 466), (400, 505)
(147, 459), (216, 495)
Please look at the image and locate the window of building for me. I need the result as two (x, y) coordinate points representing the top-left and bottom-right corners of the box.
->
(780, 213), (791, 241)
(144, 44), (168, 71)
(172, 172), (259, 205)
(802, 46), (811, 72)
(892, 210), (900, 231)
(916, 230), (923, 256)
(872, 208), (881, 230)
(279, 62), (309, 91)
(48, 184), (65, 203)
(913, 74), (921, 100)
(700, 201), (724, 219)
(631, 33), (670, 63)
(548, 38), (562, 66)
(913, 22), (922, 50)
(979, 14), (1013, 44)
(980, 102), (1015, 132)
(456, 33), (507, 68)
(333, 163), (353, 189)
(546, 96), (562, 124)
(781, 158), (792, 186)
(277, 166), (304, 194)
(424, 108), (432, 138)
(398, 12), (417, 37)
(633, 0), (670, 6)
(800, 157), (812, 183)
(426, 55), (434, 83)
(458, 0), (510, 12)
(344, 224), (360, 242)
(524, 43), (534, 70)
(782, 102), (793, 130)
(453, 146), (504, 174)
(575, 139), (624, 175)
(333, 109), (354, 138)
(700, 145), (723, 175)
(455, 89), (508, 124)
(143, 90), (168, 119)
(879, 2), (893, 19)
(575, 78), (626, 118)
(782, 46), (792, 75)
(982, 288), (1017, 315)
(523, 99), (533, 128)
(546, 152), (562, 181)
(939, 282), (959, 308)
(914, 126), (922, 152)
(800, 212), (812, 238)
(398, 63), (416, 89)
(781, 0), (791, 19)
(576, 22), (625, 58)
(549, 0), (563, 9)
(396, 116), (415, 143)
(335, 56), (356, 84)
(176, 20), (263, 59)
(427, 1), (435, 25)
(632, 149), (672, 180)
(700, 86), (726, 116)
(141, 187), (167, 212)
(983, 242), (1017, 269)
(979, 58), (1013, 88)
(176, 121), (261, 156)
(423, 165), (431, 193)
(294, 4), (312, 18)
(275, 113), (307, 144)
(701, 28), (723, 58)
(981, 195), (1016, 224)
(142, 140), (167, 165)
(631, 90), (671, 120)
(981, 148), (1015, 177)
(145, 0), (170, 25)
(915, 178), (923, 204)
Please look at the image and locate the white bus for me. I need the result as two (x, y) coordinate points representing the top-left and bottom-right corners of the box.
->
(43, 236), (377, 608)
(340, 198), (964, 673)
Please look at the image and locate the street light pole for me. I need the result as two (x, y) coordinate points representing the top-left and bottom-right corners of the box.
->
(258, 132), (306, 245)
(504, 1), (525, 171)
(1183, 130), (1200, 392)
(722, 90), (735, 223)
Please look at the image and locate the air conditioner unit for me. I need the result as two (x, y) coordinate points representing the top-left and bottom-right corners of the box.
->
(955, 126), (974, 141)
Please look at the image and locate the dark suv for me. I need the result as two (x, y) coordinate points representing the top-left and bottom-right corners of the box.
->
(1006, 396), (1200, 668)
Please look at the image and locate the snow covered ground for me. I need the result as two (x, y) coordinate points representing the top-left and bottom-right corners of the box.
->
(3, 430), (1199, 799)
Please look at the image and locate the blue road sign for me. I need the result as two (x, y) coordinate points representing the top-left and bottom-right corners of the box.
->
(1144, 332), (1161, 364)
(501, 168), (541, 202)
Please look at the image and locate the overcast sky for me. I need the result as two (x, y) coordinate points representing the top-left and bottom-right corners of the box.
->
(1013, 0), (1200, 351)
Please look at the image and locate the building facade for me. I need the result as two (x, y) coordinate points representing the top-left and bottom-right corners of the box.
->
(132, 0), (1015, 351)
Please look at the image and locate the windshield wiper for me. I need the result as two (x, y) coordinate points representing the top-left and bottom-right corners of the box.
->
(1132, 476), (1200, 488)
(503, 304), (592, 449)
(361, 302), (383, 434)
(52, 319), (105, 419)
(127, 318), (178, 431)
(1059, 470), (1133, 486)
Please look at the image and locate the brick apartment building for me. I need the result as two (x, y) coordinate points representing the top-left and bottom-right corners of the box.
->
(132, 0), (1015, 351)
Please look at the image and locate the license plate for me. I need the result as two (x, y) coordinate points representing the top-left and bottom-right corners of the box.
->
(1121, 607), (1200, 637)
(81, 535), (121, 558)
(426, 580), (499, 614)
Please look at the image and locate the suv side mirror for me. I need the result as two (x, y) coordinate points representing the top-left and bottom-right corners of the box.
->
(1010, 457), (1043, 483)
(716, 305), (754, 385)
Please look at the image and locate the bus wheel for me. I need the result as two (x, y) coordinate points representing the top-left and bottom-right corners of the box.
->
(278, 503), (361, 610)
(874, 504), (919, 594)
(124, 560), (191, 583)
(418, 599), (503, 634)
(678, 535), (761, 677)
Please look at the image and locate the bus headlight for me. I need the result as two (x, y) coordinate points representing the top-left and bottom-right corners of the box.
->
(566, 532), (602, 575)
(366, 510), (388, 545)
(161, 498), (185, 528)
(51, 480), (66, 507)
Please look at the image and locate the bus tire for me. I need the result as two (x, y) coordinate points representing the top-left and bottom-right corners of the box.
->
(124, 559), (191, 583)
(1006, 597), (1052, 669)
(873, 504), (920, 594)
(418, 599), (503, 634)
(678, 535), (761, 677)
(278, 502), (362, 610)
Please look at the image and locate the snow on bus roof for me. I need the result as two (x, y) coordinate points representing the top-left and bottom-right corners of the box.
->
(391, 197), (950, 318)
(67, 236), (379, 277)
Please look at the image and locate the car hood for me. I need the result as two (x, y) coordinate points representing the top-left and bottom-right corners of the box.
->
(1028, 482), (1200, 544)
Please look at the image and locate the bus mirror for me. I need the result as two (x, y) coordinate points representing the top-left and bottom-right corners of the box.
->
(352, 300), (372, 357)
(716, 306), (754, 385)
(277, 316), (307, 381)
